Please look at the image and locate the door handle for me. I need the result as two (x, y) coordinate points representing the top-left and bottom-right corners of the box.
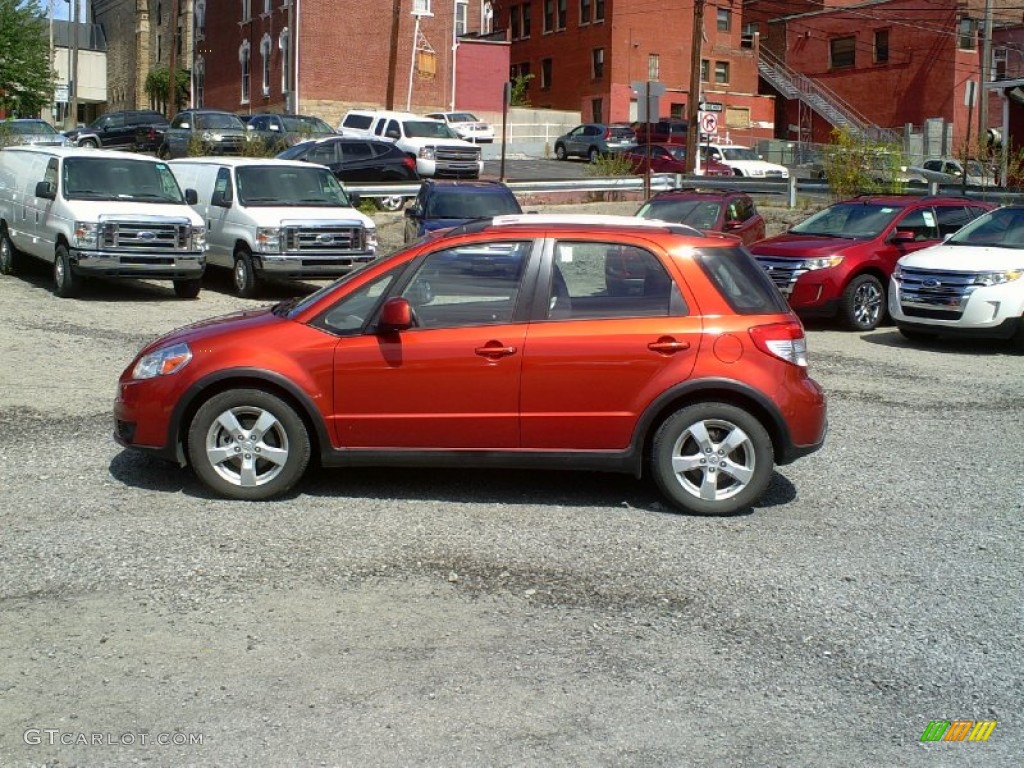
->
(475, 343), (517, 359)
(648, 337), (691, 354)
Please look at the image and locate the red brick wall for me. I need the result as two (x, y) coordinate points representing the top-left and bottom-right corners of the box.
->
(456, 40), (511, 112)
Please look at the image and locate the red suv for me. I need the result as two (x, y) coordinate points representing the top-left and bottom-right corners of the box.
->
(114, 215), (826, 515)
(635, 189), (766, 246)
(750, 195), (994, 330)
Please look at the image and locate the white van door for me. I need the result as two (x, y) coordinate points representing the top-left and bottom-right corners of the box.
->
(24, 156), (61, 261)
(204, 167), (235, 268)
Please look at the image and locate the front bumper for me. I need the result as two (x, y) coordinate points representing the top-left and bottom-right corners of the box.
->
(889, 278), (1024, 335)
(71, 249), (205, 279)
(255, 252), (377, 279)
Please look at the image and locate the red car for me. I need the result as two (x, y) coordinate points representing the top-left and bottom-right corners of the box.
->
(115, 215), (826, 515)
(635, 189), (766, 246)
(623, 143), (733, 177)
(750, 196), (995, 330)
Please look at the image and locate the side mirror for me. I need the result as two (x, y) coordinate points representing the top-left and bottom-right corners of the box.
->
(378, 297), (413, 331)
(724, 219), (743, 230)
(34, 181), (55, 199)
(184, 188), (198, 205)
(246, 124), (255, 131)
(211, 189), (232, 207)
(405, 204), (421, 218)
(347, 192), (361, 208)
(891, 230), (916, 243)
(179, 122), (190, 130)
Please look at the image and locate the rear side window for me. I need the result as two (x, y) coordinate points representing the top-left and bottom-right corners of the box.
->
(343, 114), (373, 130)
(696, 246), (790, 315)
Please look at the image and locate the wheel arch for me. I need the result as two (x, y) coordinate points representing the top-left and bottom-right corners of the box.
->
(169, 369), (331, 469)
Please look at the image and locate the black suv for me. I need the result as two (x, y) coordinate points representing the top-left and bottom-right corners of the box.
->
(157, 109), (248, 159)
(63, 110), (169, 151)
(404, 180), (522, 243)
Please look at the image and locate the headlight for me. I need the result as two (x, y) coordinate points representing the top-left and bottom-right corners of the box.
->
(255, 227), (282, 253)
(366, 228), (378, 253)
(201, 131), (214, 141)
(419, 146), (436, 160)
(973, 270), (1023, 286)
(802, 255), (844, 271)
(132, 342), (192, 380)
(191, 225), (207, 251)
(73, 221), (99, 248)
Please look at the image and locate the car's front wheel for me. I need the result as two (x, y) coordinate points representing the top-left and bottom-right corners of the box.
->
(81, 138), (99, 148)
(650, 402), (774, 516)
(188, 389), (311, 500)
(840, 274), (885, 331)
(0, 226), (20, 275)
(233, 248), (259, 298)
(53, 244), (82, 298)
(554, 143), (568, 161)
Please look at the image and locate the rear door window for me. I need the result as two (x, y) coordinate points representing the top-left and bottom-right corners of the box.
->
(696, 246), (789, 314)
(934, 205), (974, 237)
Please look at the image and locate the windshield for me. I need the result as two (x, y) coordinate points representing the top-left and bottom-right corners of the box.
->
(404, 120), (459, 139)
(637, 199), (722, 230)
(281, 116), (334, 134)
(9, 121), (57, 136)
(946, 207), (1024, 248)
(195, 113), (246, 130)
(235, 165), (351, 207)
(790, 202), (902, 238)
(447, 113), (478, 123)
(720, 147), (759, 162)
(63, 158), (185, 202)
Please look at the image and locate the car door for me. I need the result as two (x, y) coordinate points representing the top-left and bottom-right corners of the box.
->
(519, 238), (701, 450)
(204, 167), (234, 265)
(564, 126), (586, 156)
(725, 196), (765, 245)
(328, 238), (538, 449)
(337, 141), (376, 181)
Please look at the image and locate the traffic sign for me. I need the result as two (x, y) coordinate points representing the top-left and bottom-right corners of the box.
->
(699, 101), (723, 112)
(54, 83), (69, 103)
(699, 112), (718, 135)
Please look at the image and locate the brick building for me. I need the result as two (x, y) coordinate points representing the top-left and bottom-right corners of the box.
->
(197, 0), (509, 127)
(496, 0), (776, 141)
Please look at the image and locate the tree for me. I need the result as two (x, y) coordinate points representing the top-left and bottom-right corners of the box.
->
(0, 0), (55, 117)
(145, 67), (190, 115)
(509, 72), (534, 107)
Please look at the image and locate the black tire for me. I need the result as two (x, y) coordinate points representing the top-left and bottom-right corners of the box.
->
(897, 326), (936, 344)
(173, 278), (202, 299)
(233, 248), (259, 298)
(840, 274), (885, 331)
(588, 147), (600, 163)
(157, 143), (171, 160)
(81, 138), (99, 148)
(554, 143), (568, 161)
(1008, 322), (1024, 353)
(376, 195), (406, 212)
(0, 226), (19, 275)
(650, 402), (774, 516)
(53, 244), (82, 298)
(187, 388), (311, 500)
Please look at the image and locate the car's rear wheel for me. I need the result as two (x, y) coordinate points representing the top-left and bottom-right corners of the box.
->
(233, 248), (259, 298)
(588, 147), (600, 163)
(650, 402), (773, 516)
(376, 195), (406, 212)
(188, 389), (311, 500)
(554, 143), (568, 161)
(173, 278), (202, 299)
(53, 244), (81, 298)
(840, 274), (885, 331)
(0, 227), (20, 275)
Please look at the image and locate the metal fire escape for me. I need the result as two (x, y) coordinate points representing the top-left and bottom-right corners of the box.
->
(758, 46), (900, 144)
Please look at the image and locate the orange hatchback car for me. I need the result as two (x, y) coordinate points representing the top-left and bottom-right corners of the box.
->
(115, 215), (827, 515)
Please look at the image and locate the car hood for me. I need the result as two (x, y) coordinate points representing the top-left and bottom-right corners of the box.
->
(235, 205), (375, 228)
(137, 307), (281, 356)
(897, 244), (1024, 271)
(751, 233), (861, 258)
(70, 200), (204, 224)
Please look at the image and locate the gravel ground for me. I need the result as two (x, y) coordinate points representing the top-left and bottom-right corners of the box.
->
(0, 202), (1021, 767)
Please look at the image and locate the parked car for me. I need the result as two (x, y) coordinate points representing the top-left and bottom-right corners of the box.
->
(0, 146), (206, 298)
(113, 214), (827, 515)
(63, 109), (169, 150)
(701, 144), (789, 178)
(554, 123), (637, 161)
(404, 179), (522, 243)
(168, 157), (376, 297)
(337, 109), (482, 178)
(621, 143), (733, 177)
(277, 135), (419, 211)
(635, 189), (766, 246)
(890, 205), (1024, 351)
(909, 157), (999, 187)
(157, 109), (248, 159)
(1, 119), (71, 147)
(246, 113), (336, 150)
(424, 112), (495, 143)
(632, 118), (689, 145)
(750, 195), (995, 330)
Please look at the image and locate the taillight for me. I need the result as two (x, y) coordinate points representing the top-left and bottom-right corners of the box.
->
(603, 128), (612, 139)
(402, 156), (416, 171)
(749, 321), (808, 367)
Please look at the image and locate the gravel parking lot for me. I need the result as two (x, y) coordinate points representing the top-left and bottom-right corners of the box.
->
(0, 202), (1021, 767)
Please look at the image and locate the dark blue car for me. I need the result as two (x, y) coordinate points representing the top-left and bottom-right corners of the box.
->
(404, 179), (522, 243)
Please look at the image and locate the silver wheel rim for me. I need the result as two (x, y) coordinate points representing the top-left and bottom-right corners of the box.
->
(853, 281), (882, 327)
(380, 195), (403, 211)
(0, 237), (10, 270)
(234, 259), (248, 292)
(55, 254), (65, 285)
(669, 418), (756, 502)
(204, 405), (290, 488)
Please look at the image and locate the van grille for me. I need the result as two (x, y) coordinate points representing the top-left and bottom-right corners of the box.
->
(282, 225), (366, 253)
(100, 221), (192, 251)
(895, 266), (977, 320)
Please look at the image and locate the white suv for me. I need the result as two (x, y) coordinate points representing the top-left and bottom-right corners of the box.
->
(890, 205), (1024, 351)
(701, 143), (789, 179)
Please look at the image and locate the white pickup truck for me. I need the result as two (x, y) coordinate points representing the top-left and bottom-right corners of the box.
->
(338, 110), (483, 179)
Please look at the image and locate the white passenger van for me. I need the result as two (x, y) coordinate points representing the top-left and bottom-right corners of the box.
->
(168, 157), (377, 297)
(0, 146), (207, 298)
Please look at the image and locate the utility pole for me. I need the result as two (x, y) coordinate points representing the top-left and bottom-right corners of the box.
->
(69, 0), (79, 128)
(980, 0), (993, 146)
(167, 0), (179, 118)
(685, 0), (705, 174)
(385, 0), (403, 109)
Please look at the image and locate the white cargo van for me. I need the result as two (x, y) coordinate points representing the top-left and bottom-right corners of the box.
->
(169, 157), (377, 296)
(337, 110), (482, 178)
(0, 146), (207, 298)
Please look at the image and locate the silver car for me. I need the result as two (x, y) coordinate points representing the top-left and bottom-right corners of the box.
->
(554, 123), (637, 162)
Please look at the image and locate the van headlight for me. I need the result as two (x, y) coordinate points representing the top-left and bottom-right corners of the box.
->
(366, 228), (378, 253)
(132, 342), (192, 380)
(255, 227), (282, 253)
(802, 255), (844, 271)
(191, 225), (207, 251)
(419, 146), (436, 160)
(973, 270), (1023, 286)
(73, 221), (99, 249)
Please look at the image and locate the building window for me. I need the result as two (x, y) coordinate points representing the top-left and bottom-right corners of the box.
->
(521, 4), (531, 37)
(714, 61), (729, 84)
(543, 0), (553, 33)
(958, 17), (977, 50)
(241, 0), (251, 22)
(700, 59), (709, 82)
(669, 103), (685, 118)
(594, 0), (604, 22)
(156, 33), (162, 62)
(239, 41), (251, 103)
(580, 0), (590, 25)
(413, 0), (432, 14)
(741, 22), (756, 49)
(994, 47), (1008, 80)
(196, 0), (206, 38)
(717, 8), (730, 33)
(541, 57), (552, 89)
(194, 56), (205, 107)
(557, 0), (566, 30)
(456, 0), (468, 35)
(260, 34), (272, 96)
(592, 48), (604, 79)
(510, 5), (520, 39)
(279, 29), (290, 94)
(830, 36), (856, 69)
(263, 0), (271, 14)
(874, 29), (889, 63)
(177, 24), (183, 57)
(648, 53), (659, 80)
(592, 97), (603, 123)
